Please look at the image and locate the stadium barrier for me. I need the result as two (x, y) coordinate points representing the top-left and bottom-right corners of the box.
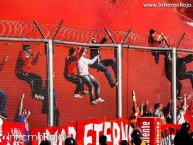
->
(1, 117), (193, 145)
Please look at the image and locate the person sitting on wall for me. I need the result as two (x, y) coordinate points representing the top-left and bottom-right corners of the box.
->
(77, 47), (105, 105)
(148, 29), (165, 64)
(64, 47), (88, 99)
(89, 37), (118, 88)
(15, 93), (31, 145)
(0, 55), (9, 119)
(15, 44), (44, 100)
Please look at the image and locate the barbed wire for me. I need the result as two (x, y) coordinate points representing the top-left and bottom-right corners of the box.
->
(0, 20), (193, 49)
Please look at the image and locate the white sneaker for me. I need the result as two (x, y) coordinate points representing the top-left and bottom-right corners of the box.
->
(34, 94), (38, 98)
(38, 95), (44, 100)
(96, 97), (105, 102)
(91, 100), (97, 105)
(74, 94), (83, 99)
(34, 94), (44, 100)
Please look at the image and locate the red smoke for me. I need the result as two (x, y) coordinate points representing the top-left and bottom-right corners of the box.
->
(0, 0), (192, 128)
(0, 0), (192, 37)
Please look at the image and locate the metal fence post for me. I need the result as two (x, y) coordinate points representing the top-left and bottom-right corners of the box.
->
(117, 44), (122, 118)
(47, 39), (54, 126)
(172, 48), (177, 124)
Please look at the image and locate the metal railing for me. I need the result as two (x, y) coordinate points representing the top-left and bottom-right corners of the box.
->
(0, 19), (193, 126)
(0, 20), (193, 49)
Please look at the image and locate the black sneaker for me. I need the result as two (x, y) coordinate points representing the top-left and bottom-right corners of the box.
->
(177, 97), (183, 101)
(0, 113), (8, 119)
(111, 82), (118, 88)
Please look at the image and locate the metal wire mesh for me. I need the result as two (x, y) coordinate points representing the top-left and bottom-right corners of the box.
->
(0, 20), (193, 49)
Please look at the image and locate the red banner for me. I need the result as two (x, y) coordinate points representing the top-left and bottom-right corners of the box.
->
(30, 122), (77, 145)
(0, 119), (26, 145)
(30, 118), (129, 145)
(76, 118), (129, 145)
(5, 118), (191, 145)
(5, 117), (193, 145)
(137, 117), (161, 145)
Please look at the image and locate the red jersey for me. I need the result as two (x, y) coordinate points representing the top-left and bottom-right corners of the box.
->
(15, 50), (38, 74)
(148, 35), (160, 47)
(64, 56), (77, 75)
(64, 51), (82, 75)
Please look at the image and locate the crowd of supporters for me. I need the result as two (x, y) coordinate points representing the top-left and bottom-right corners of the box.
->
(129, 90), (193, 125)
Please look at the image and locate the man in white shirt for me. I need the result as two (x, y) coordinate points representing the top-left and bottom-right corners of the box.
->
(77, 47), (105, 105)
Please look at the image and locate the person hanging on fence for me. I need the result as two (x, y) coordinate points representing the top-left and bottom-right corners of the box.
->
(148, 29), (165, 64)
(89, 37), (118, 88)
(15, 44), (44, 100)
(15, 93), (31, 145)
(77, 47), (105, 105)
(64, 47), (88, 99)
(164, 52), (193, 100)
(0, 54), (9, 119)
(42, 77), (60, 126)
(177, 53), (193, 91)
(164, 51), (182, 99)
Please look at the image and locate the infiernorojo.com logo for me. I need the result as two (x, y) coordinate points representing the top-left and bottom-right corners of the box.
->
(0, 118), (68, 144)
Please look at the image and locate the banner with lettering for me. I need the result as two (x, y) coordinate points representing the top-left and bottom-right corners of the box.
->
(29, 118), (128, 145)
(0, 118), (26, 145)
(137, 117), (161, 145)
(3, 117), (193, 145)
(30, 122), (77, 145)
(76, 118), (129, 145)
